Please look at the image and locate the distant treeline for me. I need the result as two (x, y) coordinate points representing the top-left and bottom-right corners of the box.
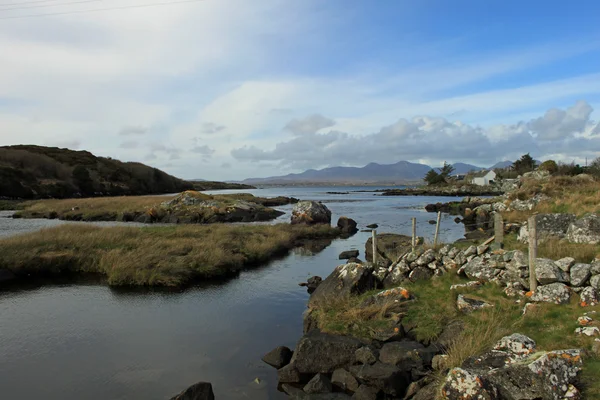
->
(0, 145), (253, 199)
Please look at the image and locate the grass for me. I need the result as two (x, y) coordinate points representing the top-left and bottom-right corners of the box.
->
(0, 200), (25, 211)
(503, 233), (600, 263)
(313, 272), (600, 396)
(14, 191), (293, 222)
(0, 223), (339, 287)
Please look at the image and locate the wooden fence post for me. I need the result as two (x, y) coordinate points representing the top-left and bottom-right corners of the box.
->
(372, 229), (378, 266)
(494, 213), (504, 250)
(411, 218), (417, 251)
(433, 211), (442, 248)
(528, 215), (538, 292)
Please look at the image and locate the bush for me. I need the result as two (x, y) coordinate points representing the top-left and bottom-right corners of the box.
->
(539, 160), (558, 174)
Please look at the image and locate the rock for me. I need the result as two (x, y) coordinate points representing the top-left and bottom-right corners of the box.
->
(365, 234), (413, 266)
(415, 249), (436, 266)
(306, 276), (323, 294)
(262, 346), (293, 369)
(463, 257), (500, 281)
(457, 294), (493, 313)
(591, 275), (600, 290)
(428, 220), (436, 225)
(304, 374), (332, 394)
(292, 201), (332, 225)
(535, 258), (569, 285)
(278, 363), (302, 383)
(580, 287), (600, 306)
(436, 320), (465, 349)
(339, 250), (360, 260)
(447, 247), (460, 259)
(331, 368), (359, 392)
(556, 257), (576, 272)
(570, 264), (592, 287)
(283, 384), (352, 399)
(170, 382), (214, 400)
(355, 347), (378, 365)
(291, 332), (364, 374)
(432, 354), (449, 371)
(411, 382), (439, 400)
(366, 224), (378, 229)
(477, 244), (489, 255)
(351, 385), (379, 400)
(529, 283), (571, 304)
(450, 281), (481, 290)
(382, 262), (409, 288)
(372, 267), (388, 283)
(409, 267), (434, 282)
(592, 259), (600, 275)
(0, 269), (15, 283)
(464, 245), (477, 257)
(337, 217), (358, 235)
(566, 213), (600, 244)
(378, 341), (425, 369)
(309, 263), (376, 307)
(493, 333), (536, 358)
(349, 362), (410, 397)
(577, 316), (593, 326)
(564, 385), (582, 399)
(441, 368), (496, 399)
(453, 251), (467, 267)
(575, 327), (600, 336)
(517, 213), (576, 243)
(523, 169), (551, 180)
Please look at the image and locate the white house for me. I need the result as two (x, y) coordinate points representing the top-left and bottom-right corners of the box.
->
(472, 170), (497, 186)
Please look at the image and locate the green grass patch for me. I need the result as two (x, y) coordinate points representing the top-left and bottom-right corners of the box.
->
(0, 200), (25, 211)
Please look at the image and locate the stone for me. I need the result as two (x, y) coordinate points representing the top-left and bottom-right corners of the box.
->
(355, 347), (378, 365)
(592, 259), (600, 275)
(427, 261), (439, 271)
(566, 213), (600, 244)
(415, 249), (436, 266)
(447, 247), (460, 259)
(441, 368), (496, 399)
(577, 316), (593, 326)
(493, 333), (536, 358)
(409, 267), (434, 282)
(337, 216), (358, 235)
(432, 354), (449, 371)
(436, 320), (465, 349)
(450, 281), (482, 291)
(262, 346), (293, 369)
(529, 283), (571, 304)
(464, 245), (477, 257)
(306, 276), (323, 294)
(591, 275), (600, 290)
(575, 327), (600, 336)
(580, 287), (600, 306)
(378, 341), (425, 370)
(278, 363), (302, 383)
(517, 213), (576, 243)
(291, 332), (363, 374)
(564, 385), (582, 399)
(309, 263), (376, 307)
(570, 263), (592, 287)
(366, 224), (378, 229)
(535, 258), (570, 285)
(463, 257), (500, 281)
(509, 250), (528, 269)
(283, 384), (352, 399)
(382, 262), (409, 288)
(477, 244), (489, 255)
(454, 251), (467, 267)
(351, 385), (379, 400)
(170, 382), (214, 400)
(457, 294), (493, 313)
(304, 374), (332, 394)
(372, 267), (388, 283)
(331, 368), (359, 392)
(365, 234), (414, 267)
(339, 250), (359, 260)
(349, 362), (410, 397)
(291, 201), (332, 225)
(556, 257), (576, 272)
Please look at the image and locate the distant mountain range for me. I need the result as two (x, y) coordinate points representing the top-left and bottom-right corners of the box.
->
(241, 160), (514, 185)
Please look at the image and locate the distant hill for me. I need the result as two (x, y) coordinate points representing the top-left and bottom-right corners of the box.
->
(490, 161), (513, 170)
(242, 160), (498, 185)
(0, 145), (253, 199)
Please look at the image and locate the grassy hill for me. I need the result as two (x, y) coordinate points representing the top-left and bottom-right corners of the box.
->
(0, 145), (252, 199)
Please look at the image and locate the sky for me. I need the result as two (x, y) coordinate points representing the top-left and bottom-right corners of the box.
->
(1, 0), (600, 180)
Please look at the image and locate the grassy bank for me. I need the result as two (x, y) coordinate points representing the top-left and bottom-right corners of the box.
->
(0, 223), (339, 287)
(0, 200), (24, 211)
(313, 273), (600, 396)
(14, 192), (295, 223)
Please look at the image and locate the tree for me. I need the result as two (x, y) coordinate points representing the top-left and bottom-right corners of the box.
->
(72, 165), (94, 194)
(590, 157), (600, 177)
(512, 153), (536, 174)
(439, 162), (455, 178)
(539, 160), (558, 174)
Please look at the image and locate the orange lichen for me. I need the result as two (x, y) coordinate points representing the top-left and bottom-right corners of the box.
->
(525, 291), (534, 297)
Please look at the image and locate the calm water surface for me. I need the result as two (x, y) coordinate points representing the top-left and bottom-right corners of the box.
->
(0, 187), (467, 399)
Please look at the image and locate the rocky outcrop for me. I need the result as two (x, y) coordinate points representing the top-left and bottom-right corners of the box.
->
(566, 214), (600, 244)
(365, 234), (418, 267)
(309, 263), (376, 307)
(291, 201), (332, 225)
(517, 213), (576, 243)
(290, 332), (364, 374)
(381, 186), (504, 198)
(441, 334), (582, 400)
(170, 382), (214, 400)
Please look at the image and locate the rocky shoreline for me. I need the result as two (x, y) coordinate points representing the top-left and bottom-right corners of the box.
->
(377, 185), (504, 197)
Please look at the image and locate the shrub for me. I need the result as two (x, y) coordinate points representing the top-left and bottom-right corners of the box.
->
(539, 160), (558, 174)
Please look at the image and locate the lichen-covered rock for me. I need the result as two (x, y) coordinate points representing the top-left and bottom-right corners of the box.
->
(580, 287), (600, 306)
(382, 262), (409, 288)
(457, 294), (492, 313)
(477, 244), (490, 255)
(517, 213), (576, 243)
(464, 245), (477, 257)
(291, 332), (363, 374)
(535, 258), (570, 285)
(529, 283), (571, 304)
(575, 327), (600, 336)
(331, 368), (359, 392)
(570, 263), (592, 287)
(590, 275), (600, 290)
(309, 263), (375, 307)
(416, 249), (436, 266)
(303, 373), (332, 394)
(577, 316), (593, 326)
(463, 257), (500, 281)
(378, 341), (425, 369)
(441, 368), (497, 399)
(409, 266), (434, 282)
(454, 251), (467, 267)
(355, 347), (378, 365)
(566, 213), (600, 244)
(556, 257), (576, 272)
(450, 281), (482, 291)
(493, 333), (536, 359)
(291, 201), (332, 225)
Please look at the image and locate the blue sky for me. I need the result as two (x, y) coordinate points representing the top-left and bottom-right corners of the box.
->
(1, 0), (599, 180)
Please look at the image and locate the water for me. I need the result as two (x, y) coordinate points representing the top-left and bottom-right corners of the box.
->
(0, 187), (467, 400)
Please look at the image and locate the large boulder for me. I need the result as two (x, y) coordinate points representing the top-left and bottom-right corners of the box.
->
(378, 341), (425, 371)
(304, 373), (333, 394)
(337, 216), (358, 235)
(570, 264), (592, 287)
(262, 346), (293, 369)
(292, 201), (332, 225)
(365, 234), (414, 266)
(309, 263), (376, 307)
(291, 332), (364, 374)
(170, 382), (214, 400)
(529, 283), (571, 304)
(349, 362), (410, 397)
(517, 213), (576, 243)
(331, 368), (359, 392)
(535, 258), (569, 285)
(566, 214), (600, 244)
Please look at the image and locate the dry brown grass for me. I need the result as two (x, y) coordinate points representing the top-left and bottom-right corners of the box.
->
(0, 223), (339, 286)
(503, 234), (600, 263)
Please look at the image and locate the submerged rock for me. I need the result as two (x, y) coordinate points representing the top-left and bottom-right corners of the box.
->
(169, 382), (214, 400)
(291, 201), (332, 225)
(262, 346), (293, 369)
(339, 250), (360, 260)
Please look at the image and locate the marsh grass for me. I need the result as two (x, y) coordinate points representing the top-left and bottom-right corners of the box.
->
(0, 223), (339, 286)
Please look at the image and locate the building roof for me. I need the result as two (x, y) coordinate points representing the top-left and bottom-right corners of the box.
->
(471, 170), (495, 178)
